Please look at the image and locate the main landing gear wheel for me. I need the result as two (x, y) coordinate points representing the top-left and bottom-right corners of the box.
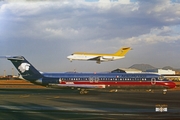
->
(148, 89), (154, 93)
(110, 89), (118, 92)
(79, 89), (89, 95)
(163, 89), (167, 95)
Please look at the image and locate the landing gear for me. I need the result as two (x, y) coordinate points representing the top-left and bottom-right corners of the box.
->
(148, 89), (154, 93)
(110, 89), (118, 92)
(96, 60), (101, 64)
(79, 89), (89, 95)
(163, 89), (167, 95)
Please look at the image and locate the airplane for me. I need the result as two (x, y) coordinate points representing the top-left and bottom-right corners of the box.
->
(1, 56), (176, 94)
(67, 47), (131, 64)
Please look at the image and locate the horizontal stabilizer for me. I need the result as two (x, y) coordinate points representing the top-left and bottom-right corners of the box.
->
(0, 56), (24, 60)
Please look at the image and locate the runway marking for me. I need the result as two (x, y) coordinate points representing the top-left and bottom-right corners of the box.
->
(46, 96), (60, 99)
(19, 94), (30, 98)
(54, 96), (60, 99)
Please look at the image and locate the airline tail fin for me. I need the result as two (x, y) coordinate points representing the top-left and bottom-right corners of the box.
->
(113, 47), (131, 56)
(6, 56), (43, 81)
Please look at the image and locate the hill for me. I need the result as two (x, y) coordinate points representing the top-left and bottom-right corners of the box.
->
(129, 64), (156, 72)
(129, 64), (180, 72)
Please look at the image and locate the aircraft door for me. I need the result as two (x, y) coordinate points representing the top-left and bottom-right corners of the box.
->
(95, 77), (99, 83)
(89, 77), (93, 83)
(89, 76), (99, 83)
(59, 78), (62, 83)
(151, 78), (156, 85)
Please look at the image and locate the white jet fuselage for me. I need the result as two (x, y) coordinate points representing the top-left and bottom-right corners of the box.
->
(67, 54), (124, 62)
(67, 47), (131, 64)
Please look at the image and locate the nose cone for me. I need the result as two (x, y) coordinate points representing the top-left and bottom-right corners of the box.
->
(67, 55), (73, 61)
(67, 55), (72, 59)
(166, 81), (176, 89)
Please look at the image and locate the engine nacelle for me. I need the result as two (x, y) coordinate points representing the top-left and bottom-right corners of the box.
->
(101, 56), (114, 60)
(34, 78), (43, 84)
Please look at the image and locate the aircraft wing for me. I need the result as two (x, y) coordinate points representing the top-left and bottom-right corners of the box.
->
(88, 56), (101, 64)
(0, 56), (24, 60)
(88, 56), (101, 61)
(88, 56), (116, 64)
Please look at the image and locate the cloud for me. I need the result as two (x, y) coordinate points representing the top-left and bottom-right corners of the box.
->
(138, 0), (180, 23)
(1, 0), (180, 74)
(120, 26), (180, 46)
(1, 1), (180, 44)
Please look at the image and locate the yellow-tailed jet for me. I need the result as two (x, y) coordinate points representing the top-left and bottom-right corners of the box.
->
(67, 47), (131, 64)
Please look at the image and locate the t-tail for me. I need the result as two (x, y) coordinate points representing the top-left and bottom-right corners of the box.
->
(6, 56), (43, 82)
(113, 47), (131, 56)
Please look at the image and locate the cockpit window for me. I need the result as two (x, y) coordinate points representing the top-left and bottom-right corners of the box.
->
(158, 75), (164, 80)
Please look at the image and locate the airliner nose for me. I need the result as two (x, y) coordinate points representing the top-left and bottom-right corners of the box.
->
(167, 81), (176, 89)
(67, 56), (71, 59)
(67, 55), (73, 61)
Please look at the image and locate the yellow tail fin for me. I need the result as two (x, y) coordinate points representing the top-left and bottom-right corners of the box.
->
(113, 47), (131, 56)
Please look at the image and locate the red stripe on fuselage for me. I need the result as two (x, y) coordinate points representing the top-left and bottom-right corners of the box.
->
(60, 81), (176, 89)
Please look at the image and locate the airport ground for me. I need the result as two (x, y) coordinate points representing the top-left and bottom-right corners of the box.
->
(0, 80), (180, 120)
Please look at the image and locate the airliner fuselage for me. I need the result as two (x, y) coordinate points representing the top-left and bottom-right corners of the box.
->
(67, 47), (131, 64)
(38, 72), (175, 90)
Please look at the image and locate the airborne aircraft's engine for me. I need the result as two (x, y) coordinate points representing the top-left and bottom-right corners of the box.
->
(102, 56), (114, 60)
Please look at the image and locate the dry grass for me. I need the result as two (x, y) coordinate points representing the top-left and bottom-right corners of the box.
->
(0, 79), (45, 88)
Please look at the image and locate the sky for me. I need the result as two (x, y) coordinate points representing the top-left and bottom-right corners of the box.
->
(1, 0), (180, 75)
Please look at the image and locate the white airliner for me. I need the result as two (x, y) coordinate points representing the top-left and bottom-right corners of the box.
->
(67, 47), (131, 64)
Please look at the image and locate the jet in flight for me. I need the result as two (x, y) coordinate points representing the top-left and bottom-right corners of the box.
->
(67, 47), (131, 64)
(1, 56), (176, 94)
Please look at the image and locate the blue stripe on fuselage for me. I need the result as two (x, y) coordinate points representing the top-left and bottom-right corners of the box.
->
(41, 72), (167, 82)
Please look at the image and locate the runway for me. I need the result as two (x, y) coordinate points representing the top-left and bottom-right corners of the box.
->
(0, 88), (180, 120)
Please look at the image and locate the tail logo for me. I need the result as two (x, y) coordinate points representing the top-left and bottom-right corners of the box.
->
(18, 63), (30, 73)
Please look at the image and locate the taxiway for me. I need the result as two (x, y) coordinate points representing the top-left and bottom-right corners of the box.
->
(0, 88), (180, 120)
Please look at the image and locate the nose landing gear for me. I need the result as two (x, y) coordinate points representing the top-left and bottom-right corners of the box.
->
(163, 89), (167, 95)
(79, 89), (89, 94)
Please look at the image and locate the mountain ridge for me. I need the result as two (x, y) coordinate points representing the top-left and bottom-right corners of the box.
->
(129, 64), (180, 72)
